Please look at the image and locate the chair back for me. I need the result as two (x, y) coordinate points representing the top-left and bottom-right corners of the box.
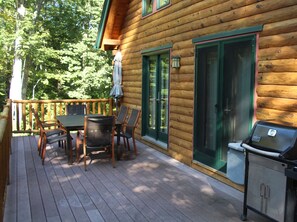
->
(125, 109), (141, 135)
(67, 104), (86, 115)
(32, 108), (44, 130)
(84, 116), (115, 148)
(117, 105), (128, 124)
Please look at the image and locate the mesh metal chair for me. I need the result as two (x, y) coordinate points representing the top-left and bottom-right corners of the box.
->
(32, 108), (68, 165)
(40, 123), (68, 165)
(114, 105), (128, 140)
(77, 115), (115, 170)
(66, 104), (86, 150)
(66, 104), (86, 115)
(116, 105), (128, 124)
(118, 108), (141, 156)
(32, 108), (64, 155)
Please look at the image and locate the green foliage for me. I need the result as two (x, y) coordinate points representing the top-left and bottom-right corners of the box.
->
(0, 0), (112, 104)
(0, 0), (16, 107)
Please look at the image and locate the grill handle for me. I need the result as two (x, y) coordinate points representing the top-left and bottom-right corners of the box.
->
(241, 143), (280, 158)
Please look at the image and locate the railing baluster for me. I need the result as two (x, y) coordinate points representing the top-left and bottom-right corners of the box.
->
(22, 102), (26, 131)
(98, 102), (102, 114)
(16, 102), (20, 131)
(47, 102), (51, 120)
(109, 99), (113, 116)
(91, 102), (94, 114)
(29, 103), (32, 131)
(59, 102), (62, 115)
(53, 103), (56, 119)
(41, 103), (45, 122)
(103, 102), (106, 116)
(86, 102), (89, 114)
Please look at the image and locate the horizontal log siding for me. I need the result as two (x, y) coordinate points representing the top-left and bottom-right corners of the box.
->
(119, 0), (297, 165)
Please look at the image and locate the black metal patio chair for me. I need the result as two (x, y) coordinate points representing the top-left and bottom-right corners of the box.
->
(32, 108), (69, 165)
(66, 104), (86, 115)
(117, 108), (141, 156)
(116, 105), (128, 124)
(76, 115), (115, 170)
(32, 108), (64, 156)
(66, 104), (86, 149)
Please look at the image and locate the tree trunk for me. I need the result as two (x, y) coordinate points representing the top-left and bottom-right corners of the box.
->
(9, 4), (26, 126)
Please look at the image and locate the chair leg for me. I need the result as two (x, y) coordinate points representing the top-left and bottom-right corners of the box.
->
(76, 147), (79, 163)
(83, 147), (87, 171)
(63, 141), (67, 153)
(117, 135), (120, 146)
(123, 136), (127, 150)
(41, 141), (46, 165)
(126, 137), (131, 151)
(39, 138), (45, 157)
(111, 144), (115, 168)
(38, 135), (42, 155)
(132, 137), (137, 155)
(38, 137), (42, 156)
(76, 136), (81, 163)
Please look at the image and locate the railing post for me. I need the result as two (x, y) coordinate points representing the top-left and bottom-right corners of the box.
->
(0, 99), (12, 222)
(109, 98), (113, 116)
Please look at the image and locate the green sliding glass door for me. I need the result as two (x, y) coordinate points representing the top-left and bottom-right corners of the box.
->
(194, 37), (255, 172)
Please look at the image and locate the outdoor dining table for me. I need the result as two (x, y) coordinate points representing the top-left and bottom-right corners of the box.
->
(56, 114), (122, 164)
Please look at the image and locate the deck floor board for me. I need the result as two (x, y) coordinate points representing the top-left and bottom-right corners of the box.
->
(4, 136), (269, 222)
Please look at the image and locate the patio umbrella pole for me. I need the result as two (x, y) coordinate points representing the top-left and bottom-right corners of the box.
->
(114, 97), (119, 115)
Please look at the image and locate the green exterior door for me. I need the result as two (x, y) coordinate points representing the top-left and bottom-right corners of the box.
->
(142, 53), (169, 143)
(194, 36), (255, 172)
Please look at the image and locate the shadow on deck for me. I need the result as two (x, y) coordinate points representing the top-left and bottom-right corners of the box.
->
(4, 136), (269, 222)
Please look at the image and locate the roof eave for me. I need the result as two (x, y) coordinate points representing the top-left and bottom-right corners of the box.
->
(94, 0), (112, 50)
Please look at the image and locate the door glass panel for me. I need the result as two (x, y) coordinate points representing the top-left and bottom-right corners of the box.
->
(148, 56), (157, 131)
(159, 54), (169, 134)
(222, 41), (252, 161)
(205, 50), (219, 152)
(196, 46), (218, 158)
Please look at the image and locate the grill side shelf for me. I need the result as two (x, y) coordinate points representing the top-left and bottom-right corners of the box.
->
(285, 168), (297, 180)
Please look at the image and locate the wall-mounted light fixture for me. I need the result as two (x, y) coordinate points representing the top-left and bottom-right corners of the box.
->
(172, 56), (181, 68)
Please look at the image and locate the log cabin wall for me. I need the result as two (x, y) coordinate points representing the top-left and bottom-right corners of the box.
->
(117, 0), (297, 182)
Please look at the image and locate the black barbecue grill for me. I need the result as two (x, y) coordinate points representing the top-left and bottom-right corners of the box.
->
(241, 121), (297, 222)
(242, 121), (297, 160)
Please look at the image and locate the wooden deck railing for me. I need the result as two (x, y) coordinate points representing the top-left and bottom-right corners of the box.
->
(12, 98), (113, 134)
(0, 99), (12, 222)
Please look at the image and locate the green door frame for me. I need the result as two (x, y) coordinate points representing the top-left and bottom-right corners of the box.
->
(193, 35), (256, 171)
(142, 52), (169, 143)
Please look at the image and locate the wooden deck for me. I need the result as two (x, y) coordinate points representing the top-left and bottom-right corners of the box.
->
(4, 136), (269, 222)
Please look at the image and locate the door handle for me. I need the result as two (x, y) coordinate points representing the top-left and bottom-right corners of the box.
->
(264, 185), (270, 213)
(214, 104), (218, 113)
(260, 183), (265, 197)
(224, 98), (232, 112)
(155, 92), (161, 102)
(264, 185), (270, 199)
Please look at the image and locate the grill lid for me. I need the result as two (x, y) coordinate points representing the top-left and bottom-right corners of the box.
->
(244, 121), (297, 160)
